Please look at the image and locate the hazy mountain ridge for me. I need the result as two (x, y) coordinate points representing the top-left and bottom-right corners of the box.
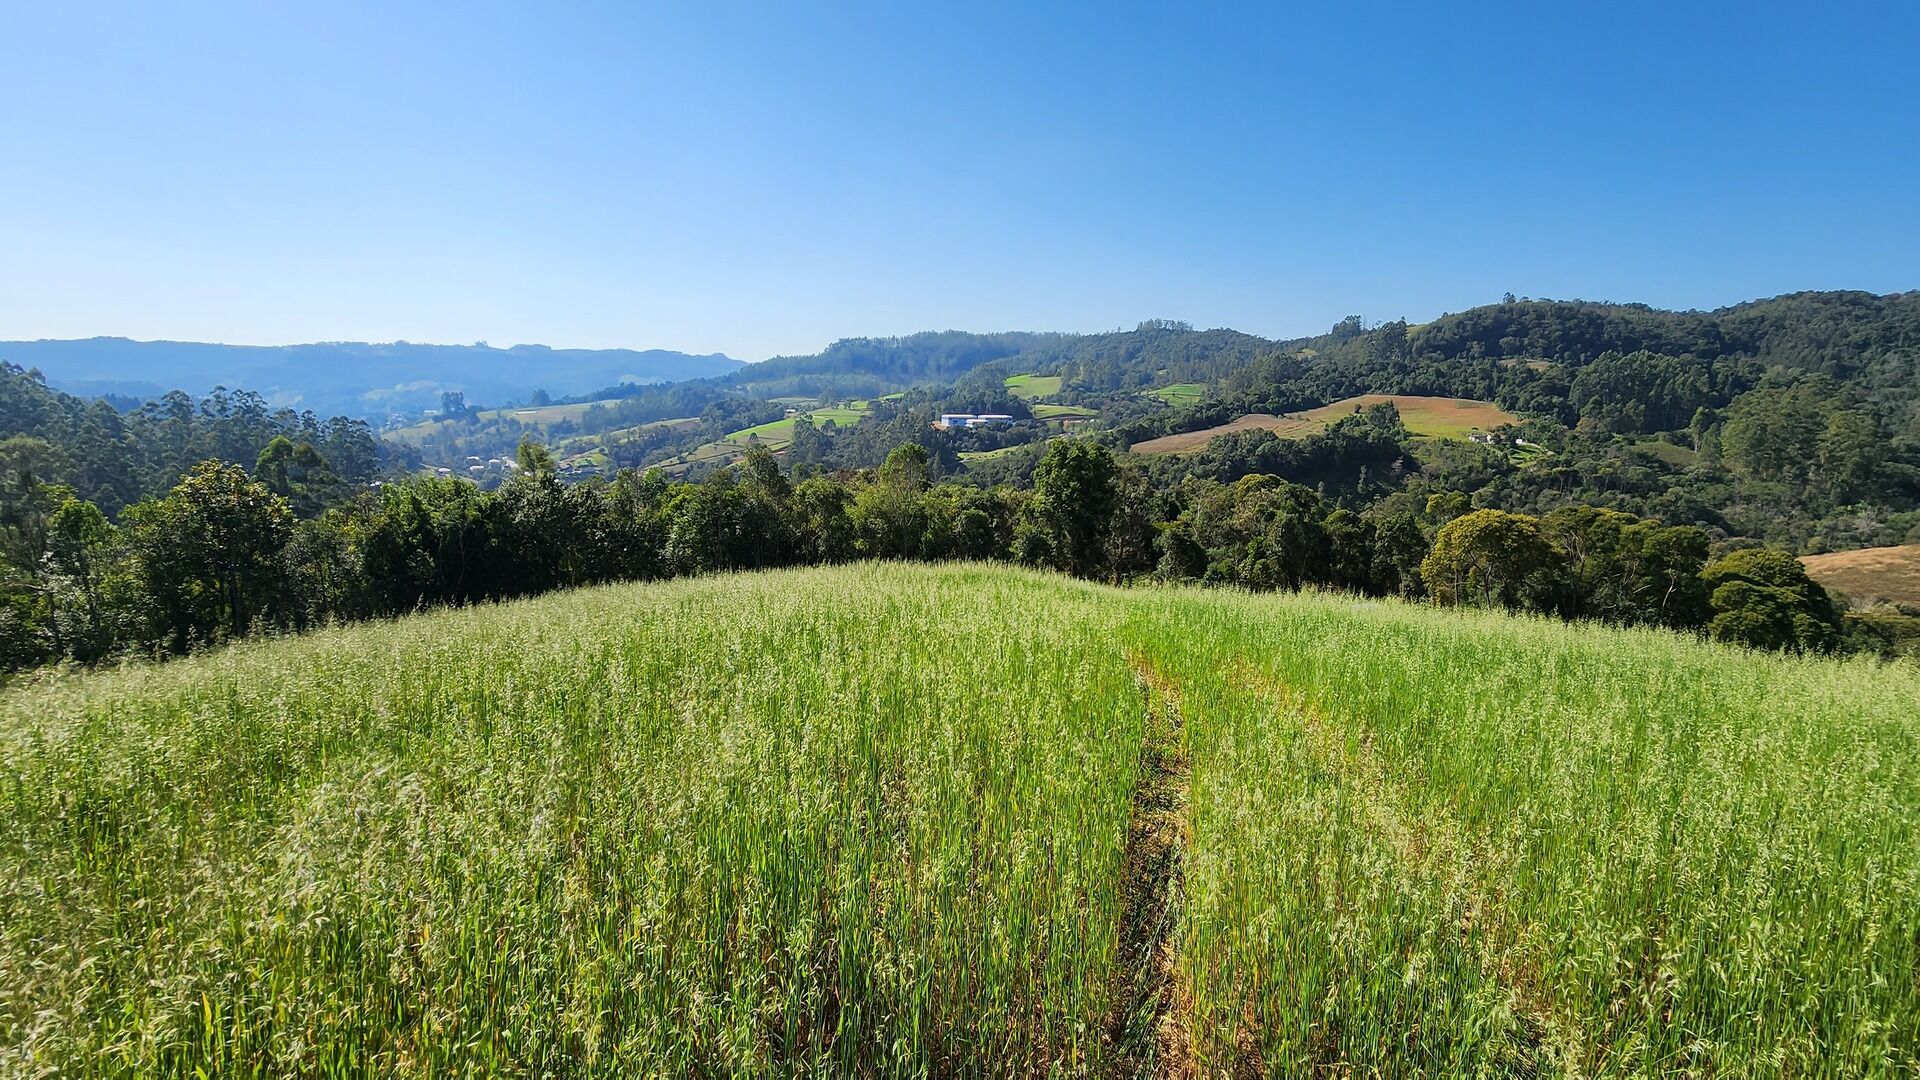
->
(0, 337), (745, 420)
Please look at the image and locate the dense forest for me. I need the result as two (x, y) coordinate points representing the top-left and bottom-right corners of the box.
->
(2, 291), (1916, 672)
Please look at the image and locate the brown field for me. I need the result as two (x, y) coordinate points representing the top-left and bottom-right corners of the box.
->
(1131, 395), (1518, 455)
(1801, 544), (1920, 606)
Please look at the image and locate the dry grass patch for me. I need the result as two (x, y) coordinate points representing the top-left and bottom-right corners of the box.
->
(1802, 543), (1920, 606)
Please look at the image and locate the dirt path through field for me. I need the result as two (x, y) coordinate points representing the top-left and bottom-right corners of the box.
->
(1108, 653), (1194, 1078)
(1233, 662), (1577, 1073)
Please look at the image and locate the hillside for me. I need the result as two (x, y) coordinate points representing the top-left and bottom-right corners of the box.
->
(1802, 543), (1920, 606)
(3, 562), (1913, 1075)
(1131, 394), (1519, 454)
(0, 337), (743, 421)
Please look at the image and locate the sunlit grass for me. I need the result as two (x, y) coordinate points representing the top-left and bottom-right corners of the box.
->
(4, 565), (1916, 1076)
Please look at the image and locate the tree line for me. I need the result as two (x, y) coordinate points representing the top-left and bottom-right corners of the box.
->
(0, 429), (1880, 674)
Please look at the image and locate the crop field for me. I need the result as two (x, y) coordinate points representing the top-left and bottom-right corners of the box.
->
(3, 564), (1917, 1076)
(1803, 543), (1920, 606)
(1133, 395), (1520, 455)
(1004, 373), (1064, 399)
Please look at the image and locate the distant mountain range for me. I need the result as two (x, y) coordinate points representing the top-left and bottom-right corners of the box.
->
(0, 337), (744, 420)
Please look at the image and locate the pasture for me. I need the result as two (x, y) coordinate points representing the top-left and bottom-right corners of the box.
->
(1803, 543), (1920, 606)
(388, 401), (604, 443)
(2, 564), (1915, 1076)
(1004, 373), (1064, 399)
(665, 404), (871, 471)
(1296, 394), (1519, 438)
(1146, 383), (1207, 405)
(1032, 403), (1097, 419)
(1128, 413), (1322, 454)
(1132, 394), (1519, 455)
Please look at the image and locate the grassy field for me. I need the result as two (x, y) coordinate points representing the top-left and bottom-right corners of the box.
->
(4, 564), (1917, 1075)
(726, 405), (869, 444)
(665, 405), (871, 471)
(1032, 403), (1097, 419)
(1004, 373), (1064, 399)
(1631, 439), (1704, 469)
(389, 401), (605, 443)
(1129, 413), (1322, 454)
(1133, 395), (1520, 455)
(1297, 394), (1520, 438)
(1803, 543), (1920, 606)
(1146, 383), (1207, 405)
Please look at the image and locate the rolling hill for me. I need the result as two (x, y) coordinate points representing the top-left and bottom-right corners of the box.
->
(1802, 543), (1920, 606)
(1131, 394), (1519, 454)
(4, 562), (1914, 1074)
(0, 337), (743, 421)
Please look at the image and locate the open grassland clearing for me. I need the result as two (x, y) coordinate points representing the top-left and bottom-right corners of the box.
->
(1133, 394), (1520, 455)
(1032, 403), (1097, 419)
(551, 416), (700, 454)
(1004, 373), (1063, 399)
(1803, 543), (1920, 606)
(665, 404), (871, 471)
(726, 404), (869, 444)
(1146, 383), (1207, 405)
(3, 564), (1917, 1075)
(1629, 439), (1704, 470)
(1129, 413), (1323, 454)
(959, 443), (1038, 463)
(389, 401), (605, 443)
(1297, 393), (1520, 438)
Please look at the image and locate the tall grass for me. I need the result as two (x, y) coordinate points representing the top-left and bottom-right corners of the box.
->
(3, 564), (1917, 1076)
(0, 565), (1142, 1075)
(1130, 588), (1920, 1076)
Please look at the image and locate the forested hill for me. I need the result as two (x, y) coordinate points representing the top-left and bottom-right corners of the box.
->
(2, 290), (1919, 674)
(0, 364), (381, 515)
(0, 337), (743, 421)
(1413, 291), (1920, 374)
(723, 331), (1071, 398)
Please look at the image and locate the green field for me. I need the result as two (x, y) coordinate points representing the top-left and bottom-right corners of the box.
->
(389, 401), (604, 443)
(1134, 395), (1521, 455)
(958, 443), (1037, 462)
(1631, 439), (1704, 469)
(666, 404), (872, 470)
(1031, 403), (1097, 419)
(726, 405), (869, 443)
(1147, 382), (1207, 405)
(4, 564), (1917, 1075)
(1004, 373), (1063, 399)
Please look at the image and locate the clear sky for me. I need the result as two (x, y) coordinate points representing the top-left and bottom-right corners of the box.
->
(2, 2), (1915, 360)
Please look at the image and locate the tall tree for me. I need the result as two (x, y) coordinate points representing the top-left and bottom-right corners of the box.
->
(1025, 440), (1118, 578)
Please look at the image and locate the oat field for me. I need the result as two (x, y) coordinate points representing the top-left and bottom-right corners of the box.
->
(3, 564), (1915, 1076)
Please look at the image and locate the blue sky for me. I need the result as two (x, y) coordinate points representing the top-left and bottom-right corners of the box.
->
(2, 2), (1915, 360)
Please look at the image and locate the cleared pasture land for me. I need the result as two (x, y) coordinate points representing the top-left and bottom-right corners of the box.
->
(1132, 394), (1519, 455)
(1004, 373), (1064, 399)
(1803, 543), (1920, 606)
(1129, 413), (1322, 454)
(1299, 393), (1519, 439)
(3, 564), (1916, 1075)
(1146, 383), (1207, 405)
(1033, 403), (1097, 419)
(666, 404), (871, 471)
(389, 401), (605, 444)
